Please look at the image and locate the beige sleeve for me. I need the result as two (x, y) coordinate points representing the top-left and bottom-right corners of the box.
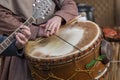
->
(54, 0), (78, 23)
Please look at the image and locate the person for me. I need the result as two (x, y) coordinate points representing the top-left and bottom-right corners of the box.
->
(0, 25), (31, 56)
(0, 0), (78, 80)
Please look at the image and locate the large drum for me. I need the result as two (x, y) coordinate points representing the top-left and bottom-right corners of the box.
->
(25, 18), (109, 80)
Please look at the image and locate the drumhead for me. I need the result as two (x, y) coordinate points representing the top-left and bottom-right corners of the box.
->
(25, 20), (101, 60)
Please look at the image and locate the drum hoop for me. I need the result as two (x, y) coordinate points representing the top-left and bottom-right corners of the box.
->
(94, 62), (110, 80)
(80, 21), (101, 51)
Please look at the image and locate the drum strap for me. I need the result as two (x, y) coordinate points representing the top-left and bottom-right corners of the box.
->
(55, 34), (82, 52)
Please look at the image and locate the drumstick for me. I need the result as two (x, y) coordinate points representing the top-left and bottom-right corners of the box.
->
(54, 34), (82, 52)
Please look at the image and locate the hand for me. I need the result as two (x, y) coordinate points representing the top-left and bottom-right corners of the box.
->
(15, 25), (31, 49)
(43, 16), (62, 37)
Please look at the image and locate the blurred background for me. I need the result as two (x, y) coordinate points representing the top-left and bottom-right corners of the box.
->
(75, 0), (120, 80)
(75, 0), (120, 27)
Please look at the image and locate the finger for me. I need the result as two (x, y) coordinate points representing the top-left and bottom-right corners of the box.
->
(45, 22), (50, 32)
(21, 29), (31, 39)
(46, 22), (56, 36)
(55, 24), (60, 33)
(45, 31), (50, 36)
(15, 34), (26, 47)
(40, 24), (46, 28)
(45, 22), (54, 32)
(16, 33), (27, 42)
(20, 25), (30, 31)
(50, 23), (57, 35)
(19, 26), (31, 39)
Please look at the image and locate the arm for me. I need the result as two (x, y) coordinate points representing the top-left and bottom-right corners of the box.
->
(54, 0), (78, 23)
(0, 5), (38, 40)
(38, 0), (78, 37)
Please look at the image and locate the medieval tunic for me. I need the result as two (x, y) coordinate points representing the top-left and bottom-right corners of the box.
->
(0, 0), (78, 80)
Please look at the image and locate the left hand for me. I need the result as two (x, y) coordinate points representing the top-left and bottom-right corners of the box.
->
(15, 25), (31, 49)
(41, 16), (62, 37)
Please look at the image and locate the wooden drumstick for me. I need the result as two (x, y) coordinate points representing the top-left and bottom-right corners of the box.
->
(54, 34), (82, 52)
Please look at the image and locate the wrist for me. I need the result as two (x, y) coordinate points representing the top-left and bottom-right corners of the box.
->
(16, 45), (23, 50)
(54, 15), (66, 24)
(30, 25), (39, 40)
(54, 16), (63, 22)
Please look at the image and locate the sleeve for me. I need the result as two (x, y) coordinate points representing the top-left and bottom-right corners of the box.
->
(54, 0), (78, 23)
(0, 5), (39, 40)
(0, 35), (24, 56)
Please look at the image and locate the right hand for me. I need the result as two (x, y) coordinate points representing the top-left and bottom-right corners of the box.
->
(37, 16), (62, 37)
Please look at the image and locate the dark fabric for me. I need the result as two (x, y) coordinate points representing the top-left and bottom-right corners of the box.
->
(0, 35), (23, 56)
(0, 56), (33, 80)
(100, 39), (113, 64)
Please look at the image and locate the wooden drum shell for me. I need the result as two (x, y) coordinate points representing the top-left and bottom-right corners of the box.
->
(25, 17), (110, 80)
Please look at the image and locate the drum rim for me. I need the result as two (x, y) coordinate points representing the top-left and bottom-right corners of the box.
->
(25, 21), (103, 65)
(94, 62), (110, 79)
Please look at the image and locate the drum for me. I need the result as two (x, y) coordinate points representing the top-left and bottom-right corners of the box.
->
(25, 18), (110, 80)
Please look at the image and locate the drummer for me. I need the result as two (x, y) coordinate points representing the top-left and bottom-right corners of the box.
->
(0, 25), (31, 56)
(0, 0), (78, 80)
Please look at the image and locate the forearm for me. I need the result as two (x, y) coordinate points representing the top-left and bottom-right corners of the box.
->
(54, 0), (78, 23)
